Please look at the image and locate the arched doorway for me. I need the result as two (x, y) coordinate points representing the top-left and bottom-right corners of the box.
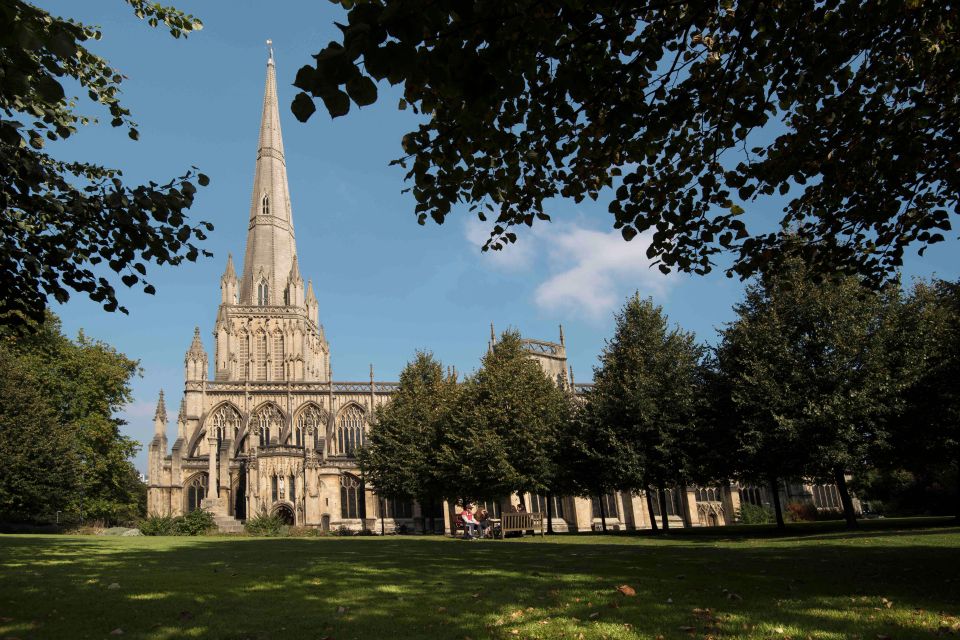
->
(274, 503), (294, 525)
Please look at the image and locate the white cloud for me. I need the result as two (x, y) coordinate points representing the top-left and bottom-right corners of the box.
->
(464, 217), (676, 321)
(534, 227), (674, 320)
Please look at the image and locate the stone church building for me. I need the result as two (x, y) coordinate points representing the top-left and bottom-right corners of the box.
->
(146, 50), (851, 533)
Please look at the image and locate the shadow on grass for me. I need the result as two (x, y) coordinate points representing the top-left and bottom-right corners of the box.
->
(0, 527), (958, 640)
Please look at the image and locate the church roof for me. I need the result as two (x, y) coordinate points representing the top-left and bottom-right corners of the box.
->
(239, 43), (299, 305)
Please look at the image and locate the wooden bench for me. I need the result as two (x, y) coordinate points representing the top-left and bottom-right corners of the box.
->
(499, 511), (545, 538)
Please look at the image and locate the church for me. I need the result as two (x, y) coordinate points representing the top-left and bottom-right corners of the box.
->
(146, 50), (852, 534)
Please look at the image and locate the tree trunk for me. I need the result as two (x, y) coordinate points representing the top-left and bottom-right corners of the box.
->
(770, 478), (785, 530)
(598, 494), (608, 532)
(646, 489), (659, 532)
(546, 493), (554, 535)
(834, 469), (859, 529)
(658, 486), (670, 531)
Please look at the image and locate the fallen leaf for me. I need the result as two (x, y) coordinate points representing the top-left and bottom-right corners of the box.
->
(589, 612), (600, 620)
(107, 583), (120, 590)
(109, 629), (124, 636)
(616, 585), (637, 597)
(336, 606), (347, 615)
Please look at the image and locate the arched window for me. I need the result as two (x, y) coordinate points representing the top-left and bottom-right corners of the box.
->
(186, 474), (208, 513)
(591, 493), (619, 519)
(254, 404), (283, 448)
(288, 475), (296, 504)
(739, 485), (765, 507)
(296, 404), (325, 450)
(257, 280), (269, 306)
(273, 332), (284, 380)
(340, 475), (365, 519)
(262, 194), (270, 216)
(531, 494), (565, 519)
(695, 487), (720, 503)
(336, 405), (365, 456)
(209, 404), (240, 447)
(256, 331), (267, 380)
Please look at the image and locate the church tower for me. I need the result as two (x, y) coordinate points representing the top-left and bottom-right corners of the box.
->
(211, 44), (330, 383)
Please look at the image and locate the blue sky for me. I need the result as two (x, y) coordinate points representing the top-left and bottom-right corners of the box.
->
(35, 1), (959, 473)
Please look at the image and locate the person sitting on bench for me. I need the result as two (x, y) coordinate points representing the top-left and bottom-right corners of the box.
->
(461, 505), (479, 539)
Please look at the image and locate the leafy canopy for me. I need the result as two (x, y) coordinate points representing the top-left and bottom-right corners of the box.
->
(0, 1), (210, 327)
(294, 0), (957, 286)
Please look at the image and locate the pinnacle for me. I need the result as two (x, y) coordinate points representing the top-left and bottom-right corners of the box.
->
(154, 389), (167, 424)
(222, 253), (237, 280)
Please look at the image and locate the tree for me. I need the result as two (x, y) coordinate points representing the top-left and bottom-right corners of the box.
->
(357, 351), (456, 531)
(717, 257), (896, 529)
(560, 398), (639, 533)
(0, 348), (79, 523)
(589, 294), (705, 531)
(293, 1), (957, 286)
(1, 1), (211, 328)
(0, 313), (144, 523)
(435, 331), (569, 511)
(889, 279), (960, 519)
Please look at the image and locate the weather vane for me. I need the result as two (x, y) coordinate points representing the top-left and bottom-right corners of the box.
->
(266, 39), (274, 63)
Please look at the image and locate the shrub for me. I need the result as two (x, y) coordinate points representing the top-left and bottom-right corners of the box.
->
(336, 524), (352, 536)
(786, 501), (818, 522)
(175, 509), (216, 536)
(138, 515), (178, 536)
(738, 503), (775, 524)
(245, 511), (287, 537)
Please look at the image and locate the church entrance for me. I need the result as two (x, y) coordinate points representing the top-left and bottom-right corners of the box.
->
(233, 464), (247, 521)
(274, 504), (294, 525)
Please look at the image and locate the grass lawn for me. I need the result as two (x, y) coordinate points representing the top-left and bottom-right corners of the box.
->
(1, 522), (958, 639)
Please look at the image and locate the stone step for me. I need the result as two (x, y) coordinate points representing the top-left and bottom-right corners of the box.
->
(213, 514), (245, 534)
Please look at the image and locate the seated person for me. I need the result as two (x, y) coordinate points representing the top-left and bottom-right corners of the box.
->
(476, 508), (489, 538)
(460, 505), (479, 539)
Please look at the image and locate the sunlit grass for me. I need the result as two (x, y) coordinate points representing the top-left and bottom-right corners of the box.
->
(0, 524), (958, 639)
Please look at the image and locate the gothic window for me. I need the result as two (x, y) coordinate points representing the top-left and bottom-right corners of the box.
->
(262, 194), (270, 216)
(336, 405), (365, 456)
(695, 487), (720, 503)
(273, 332), (284, 380)
(340, 475), (365, 519)
(383, 498), (413, 519)
(257, 280), (269, 306)
(289, 475), (296, 503)
(238, 333), (249, 380)
(739, 485), (765, 507)
(186, 474), (208, 513)
(296, 405), (325, 450)
(256, 331), (267, 380)
(209, 404), (240, 445)
(591, 493), (619, 519)
(811, 484), (840, 510)
(531, 494), (565, 518)
(271, 475), (278, 502)
(254, 404), (283, 448)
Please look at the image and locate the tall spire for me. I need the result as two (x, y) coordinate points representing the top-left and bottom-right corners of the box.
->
(154, 390), (167, 426)
(239, 41), (298, 306)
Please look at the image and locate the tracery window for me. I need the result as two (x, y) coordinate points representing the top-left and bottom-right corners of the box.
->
(271, 475), (278, 502)
(186, 474), (208, 513)
(254, 404), (283, 448)
(257, 280), (269, 306)
(262, 194), (270, 216)
(591, 493), (619, 519)
(811, 484), (841, 510)
(210, 404), (240, 444)
(289, 475), (296, 504)
(273, 332), (284, 380)
(336, 405), (365, 456)
(296, 405), (325, 450)
(256, 331), (267, 380)
(649, 488), (683, 517)
(531, 494), (565, 518)
(340, 475), (365, 519)
(695, 487), (720, 503)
